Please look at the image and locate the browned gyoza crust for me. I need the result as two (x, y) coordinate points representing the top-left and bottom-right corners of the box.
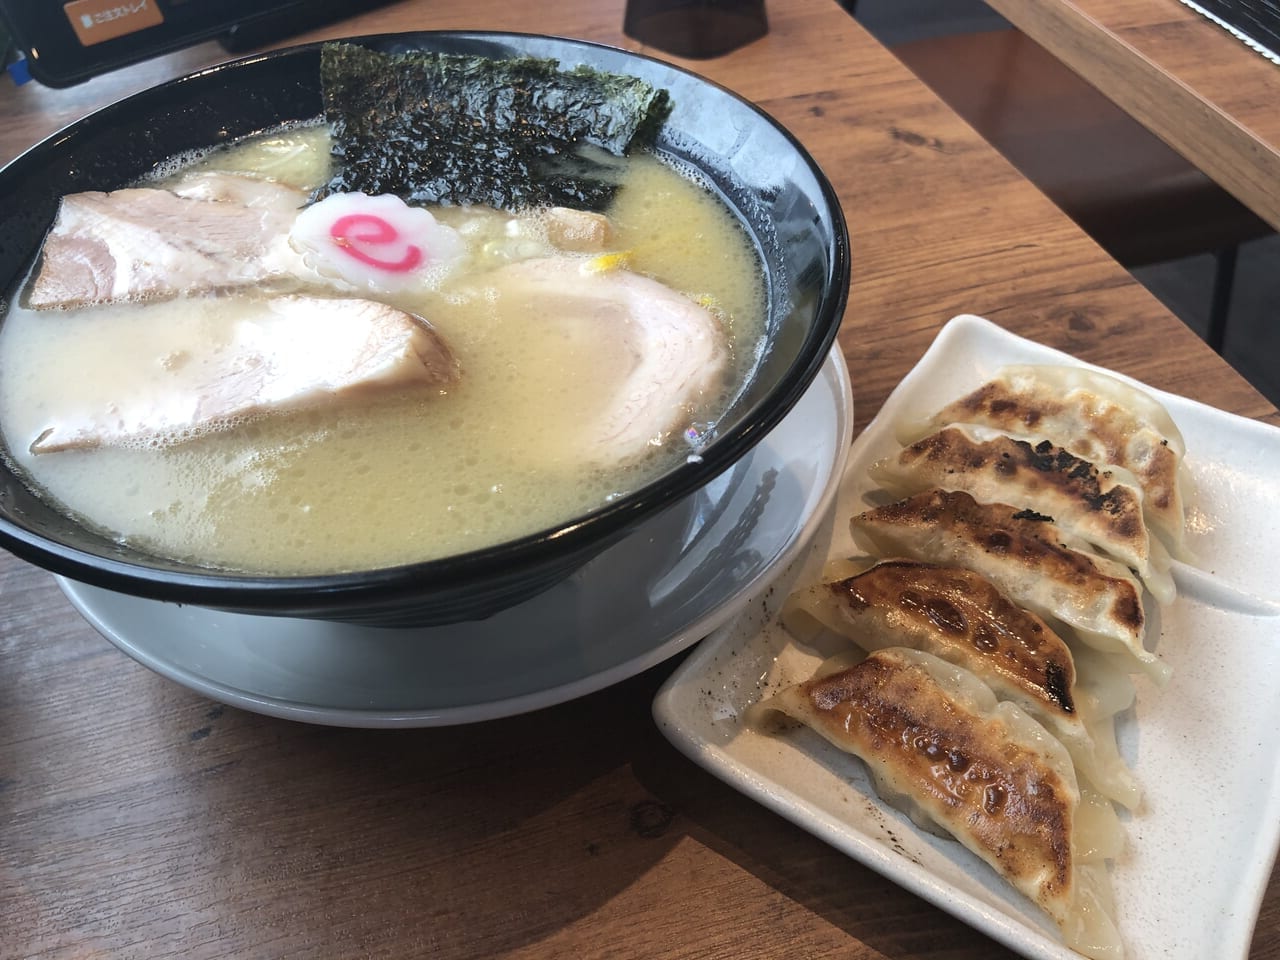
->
(786, 649), (1076, 919)
(821, 559), (1077, 720)
(850, 489), (1145, 643)
(932, 376), (1181, 518)
(881, 427), (1149, 572)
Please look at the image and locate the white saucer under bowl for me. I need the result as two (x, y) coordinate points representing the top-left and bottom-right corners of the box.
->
(57, 348), (853, 727)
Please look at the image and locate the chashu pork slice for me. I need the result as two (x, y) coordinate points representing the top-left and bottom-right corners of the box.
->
(784, 559), (1141, 808)
(29, 295), (458, 454)
(849, 489), (1161, 680)
(475, 256), (728, 462)
(751, 647), (1125, 959)
(26, 174), (314, 309)
(870, 424), (1174, 604)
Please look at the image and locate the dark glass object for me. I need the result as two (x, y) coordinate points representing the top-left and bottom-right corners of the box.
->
(624, 0), (768, 58)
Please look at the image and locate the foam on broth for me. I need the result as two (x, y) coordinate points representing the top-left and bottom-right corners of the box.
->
(0, 125), (767, 574)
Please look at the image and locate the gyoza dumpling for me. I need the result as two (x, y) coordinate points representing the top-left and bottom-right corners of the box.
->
(750, 647), (1125, 959)
(896, 364), (1191, 558)
(783, 559), (1141, 808)
(869, 424), (1175, 605)
(848, 489), (1168, 684)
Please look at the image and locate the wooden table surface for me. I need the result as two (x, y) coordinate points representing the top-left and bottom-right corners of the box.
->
(987, 0), (1280, 231)
(2, 1), (1278, 958)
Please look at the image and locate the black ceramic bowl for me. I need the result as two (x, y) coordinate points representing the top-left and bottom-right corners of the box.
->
(0, 32), (848, 627)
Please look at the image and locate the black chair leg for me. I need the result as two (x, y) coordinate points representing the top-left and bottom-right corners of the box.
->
(1206, 245), (1238, 354)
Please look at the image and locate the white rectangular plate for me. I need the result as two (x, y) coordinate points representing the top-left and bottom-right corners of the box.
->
(653, 314), (1280, 960)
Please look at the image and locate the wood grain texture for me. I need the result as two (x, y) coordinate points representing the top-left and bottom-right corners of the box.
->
(986, 0), (1280, 231)
(1, 1), (1277, 958)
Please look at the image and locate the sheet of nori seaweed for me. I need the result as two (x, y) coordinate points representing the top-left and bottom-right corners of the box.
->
(317, 42), (673, 211)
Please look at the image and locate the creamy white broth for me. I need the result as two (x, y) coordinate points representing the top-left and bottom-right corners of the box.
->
(0, 128), (765, 574)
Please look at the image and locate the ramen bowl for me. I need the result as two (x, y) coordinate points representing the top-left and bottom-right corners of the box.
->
(0, 32), (848, 627)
